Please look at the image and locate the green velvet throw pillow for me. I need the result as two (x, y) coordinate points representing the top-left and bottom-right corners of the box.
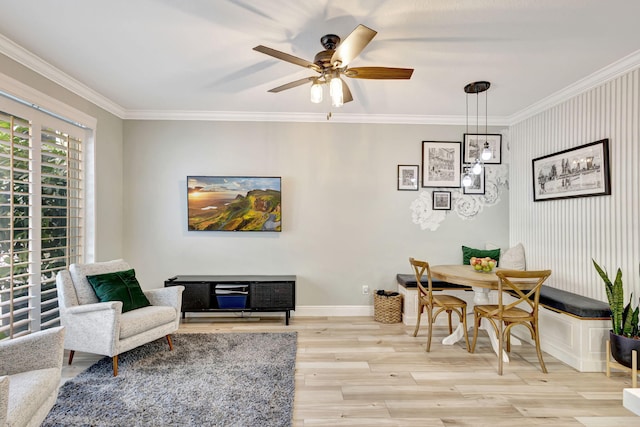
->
(462, 245), (501, 265)
(86, 269), (150, 313)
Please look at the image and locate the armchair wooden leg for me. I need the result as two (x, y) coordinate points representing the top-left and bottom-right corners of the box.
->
(166, 334), (174, 351)
(112, 355), (118, 377)
(68, 350), (75, 365)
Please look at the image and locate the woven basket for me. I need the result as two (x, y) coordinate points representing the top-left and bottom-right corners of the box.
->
(373, 291), (402, 324)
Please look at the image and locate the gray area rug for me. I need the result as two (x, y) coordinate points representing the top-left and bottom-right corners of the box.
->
(43, 332), (297, 426)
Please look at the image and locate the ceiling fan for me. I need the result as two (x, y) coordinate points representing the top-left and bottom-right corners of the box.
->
(253, 24), (414, 107)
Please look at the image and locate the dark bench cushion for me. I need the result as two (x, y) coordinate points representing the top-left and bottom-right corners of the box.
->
(508, 285), (610, 319)
(396, 274), (471, 290)
(537, 285), (610, 319)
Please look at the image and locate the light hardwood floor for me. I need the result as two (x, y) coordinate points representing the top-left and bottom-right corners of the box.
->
(62, 316), (637, 426)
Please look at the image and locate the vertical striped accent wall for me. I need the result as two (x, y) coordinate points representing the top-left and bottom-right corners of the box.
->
(509, 67), (640, 302)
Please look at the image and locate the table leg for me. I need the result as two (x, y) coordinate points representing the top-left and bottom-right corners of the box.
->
(442, 287), (511, 363)
(441, 324), (465, 345)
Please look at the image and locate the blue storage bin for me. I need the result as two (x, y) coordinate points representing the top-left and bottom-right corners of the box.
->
(216, 295), (247, 309)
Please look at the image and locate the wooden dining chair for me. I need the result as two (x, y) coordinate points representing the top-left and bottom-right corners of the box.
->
(409, 257), (469, 352)
(470, 269), (552, 375)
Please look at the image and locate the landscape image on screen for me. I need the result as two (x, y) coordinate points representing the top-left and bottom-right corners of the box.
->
(187, 176), (281, 232)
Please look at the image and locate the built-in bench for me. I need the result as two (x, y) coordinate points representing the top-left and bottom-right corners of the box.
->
(396, 273), (612, 372)
(503, 284), (611, 372)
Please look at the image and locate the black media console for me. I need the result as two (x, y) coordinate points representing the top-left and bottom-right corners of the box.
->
(164, 275), (296, 325)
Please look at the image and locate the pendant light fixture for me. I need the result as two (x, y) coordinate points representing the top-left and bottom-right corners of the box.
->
(462, 81), (491, 186)
(481, 142), (492, 161)
(461, 173), (473, 187)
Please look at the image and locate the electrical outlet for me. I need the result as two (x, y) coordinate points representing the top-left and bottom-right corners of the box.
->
(362, 285), (369, 295)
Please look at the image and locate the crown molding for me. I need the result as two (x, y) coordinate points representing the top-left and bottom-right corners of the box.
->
(2, 33), (638, 126)
(507, 48), (640, 125)
(124, 109), (510, 126)
(0, 34), (126, 118)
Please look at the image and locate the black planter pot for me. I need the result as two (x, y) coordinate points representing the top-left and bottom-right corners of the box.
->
(609, 330), (640, 368)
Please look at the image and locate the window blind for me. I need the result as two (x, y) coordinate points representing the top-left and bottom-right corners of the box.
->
(0, 109), (84, 339)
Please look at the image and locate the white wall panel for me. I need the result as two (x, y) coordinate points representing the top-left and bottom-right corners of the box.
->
(510, 68), (640, 302)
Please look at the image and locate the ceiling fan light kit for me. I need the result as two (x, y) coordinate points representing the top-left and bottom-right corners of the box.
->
(329, 75), (343, 107)
(310, 80), (323, 103)
(462, 80), (491, 187)
(253, 24), (413, 107)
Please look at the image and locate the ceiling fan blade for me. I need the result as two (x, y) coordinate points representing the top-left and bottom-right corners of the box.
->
(267, 76), (316, 93)
(330, 24), (377, 68)
(342, 80), (353, 103)
(345, 67), (414, 79)
(253, 45), (320, 72)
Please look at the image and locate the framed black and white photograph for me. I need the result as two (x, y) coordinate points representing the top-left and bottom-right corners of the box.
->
(532, 138), (611, 202)
(432, 191), (451, 210)
(463, 133), (502, 164)
(397, 165), (419, 191)
(421, 141), (461, 188)
(462, 167), (485, 195)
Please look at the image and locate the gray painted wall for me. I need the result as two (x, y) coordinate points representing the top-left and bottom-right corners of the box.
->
(123, 120), (509, 308)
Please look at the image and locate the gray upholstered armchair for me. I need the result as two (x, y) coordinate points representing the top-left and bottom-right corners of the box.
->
(55, 259), (184, 376)
(0, 326), (65, 427)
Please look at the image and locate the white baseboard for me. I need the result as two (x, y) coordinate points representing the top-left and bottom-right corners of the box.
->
(183, 306), (374, 319)
(292, 305), (374, 317)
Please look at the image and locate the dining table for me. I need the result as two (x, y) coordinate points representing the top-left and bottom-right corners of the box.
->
(429, 264), (522, 362)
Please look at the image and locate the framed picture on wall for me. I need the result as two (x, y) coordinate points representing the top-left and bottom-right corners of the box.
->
(421, 141), (461, 188)
(397, 165), (419, 191)
(462, 167), (485, 195)
(187, 176), (282, 231)
(463, 133), (502, 164)
(532, 138), (611, 202)
(432, 191), (451, 210)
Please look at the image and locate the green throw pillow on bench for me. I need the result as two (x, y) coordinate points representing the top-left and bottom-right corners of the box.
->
(86, 269), (151, 313)
(462, 245), (501, 265)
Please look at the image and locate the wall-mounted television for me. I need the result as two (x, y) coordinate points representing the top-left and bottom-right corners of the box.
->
(187, 176), (281, 232)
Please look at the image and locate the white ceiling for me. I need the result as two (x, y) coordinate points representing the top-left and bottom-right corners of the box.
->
(1, 0), (640, 123)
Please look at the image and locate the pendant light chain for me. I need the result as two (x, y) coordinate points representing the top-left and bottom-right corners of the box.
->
(462, 81), (491, 186)
(476, 89), (479, 136)
(485, 87), (488, 135)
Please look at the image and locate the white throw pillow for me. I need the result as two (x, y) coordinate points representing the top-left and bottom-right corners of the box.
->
(499, 243), (526, 270)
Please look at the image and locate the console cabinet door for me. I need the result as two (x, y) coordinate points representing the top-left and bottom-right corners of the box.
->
(249, 282), (294, 309)
(176, 282), (210, 310)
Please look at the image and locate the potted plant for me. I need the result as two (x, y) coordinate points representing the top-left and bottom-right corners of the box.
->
(593, 259), (640, 368)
